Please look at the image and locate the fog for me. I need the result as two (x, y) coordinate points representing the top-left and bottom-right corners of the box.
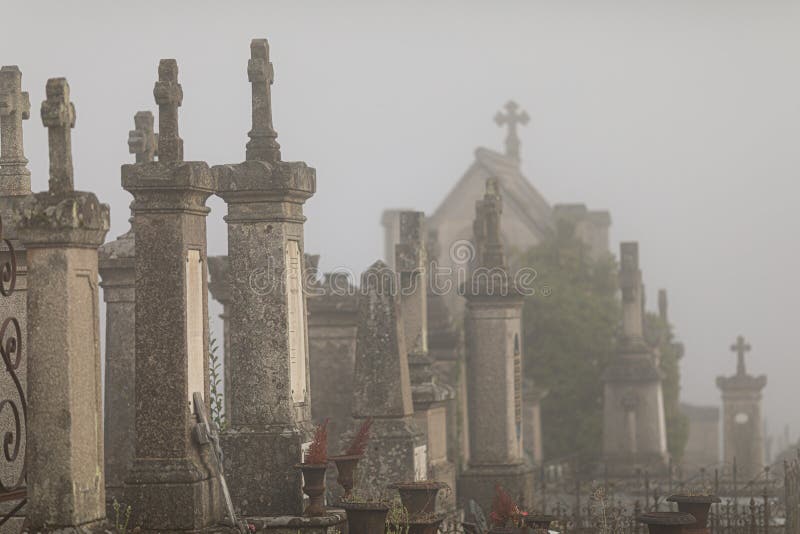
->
(3, 0), (799, 449)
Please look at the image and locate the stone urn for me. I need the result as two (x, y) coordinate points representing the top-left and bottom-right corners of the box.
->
(387, 480), (448, 517)
(639, 511), (697, 534)
(295, 463), (329, 516)
(666, 495), (721, 532)
(339, 501), (390, 534)
(330, 454), (362, 499)
(524, 513), (556, 533)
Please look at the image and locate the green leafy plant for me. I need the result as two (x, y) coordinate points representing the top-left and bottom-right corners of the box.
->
(112, 498), (132, 534)
(208, 334), (226, 431)
(385, 497), (411, 534)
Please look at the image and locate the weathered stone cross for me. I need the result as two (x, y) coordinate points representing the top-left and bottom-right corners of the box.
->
(494, 100), (529, 162)
(730, 335), (751, 376)
(128, 111), (158, 163)
(153, 59), (183, 163)
(246, 39), (281, 162)
(0, 66), (31, 179)
(40, 78), (76, 194)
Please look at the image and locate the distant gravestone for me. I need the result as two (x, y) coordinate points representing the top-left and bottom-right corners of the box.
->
(458, 178), (534, 512)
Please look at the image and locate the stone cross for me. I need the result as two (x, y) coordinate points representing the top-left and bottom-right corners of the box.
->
(0, 65), (31, 181)
(153, 59), (183, 163)
(246, 39), (281, 162)
(730, 335), (751, 376)
(40, 78), (75, 195)
(494, 100), (529, 162)
(128, 111), (158, 163)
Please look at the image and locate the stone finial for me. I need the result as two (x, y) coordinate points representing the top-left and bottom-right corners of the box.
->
(41, 78), (76, 194)
(619, 241), (645, 342)
(658, 289), (668, 322)
(730, 335), (751, 376)
(128, 111), (158, 163)
(153, 59), (183, 163)
(473, 177), (505, 268)
(396, 211), (425, 273)
(0, 65), (31, 185)
(246, 39), (280, 162)
(494, 100), (529, 162)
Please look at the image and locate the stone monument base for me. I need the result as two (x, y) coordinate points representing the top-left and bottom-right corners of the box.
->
(221, 428), (306, 518)
(357, 418), (424, 497)
(122, 458), (224, 532)
(247, 510), (347, 534)
(458, 461), (535, 514)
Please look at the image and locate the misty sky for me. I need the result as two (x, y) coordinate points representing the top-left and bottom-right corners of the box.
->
(3, 1), (799, 450)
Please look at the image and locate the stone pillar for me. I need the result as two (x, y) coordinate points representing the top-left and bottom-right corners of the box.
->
(522, 379), (548, 465)
(396, 211), (456, 506)
(207, 254), (232, 418)
(602, 242), (669, 475)
(308, 271), (358, 450)
(215, 39), (316, 518)
(121, 59), (223, 530)
(716, 336), (766, 480)
(100, 111), (156, 498)
(14, 77), (110, 528)
(458, 178), (533, 513)
(352, 261), (424, 494)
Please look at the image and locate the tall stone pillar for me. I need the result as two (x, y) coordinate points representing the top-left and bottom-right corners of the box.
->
(396, 211), (456, 505)
(353, 261), (424, 494)
(100, 111), (155, 498)
(716, 336), (766, 480)
(215, 39), (316, 518)
(121, 59), (223, 530)
(458, 178), (534, 512)
(602, 242), (668, 474)
(207, 255), (232, 418)
(15, 77), (110, 528)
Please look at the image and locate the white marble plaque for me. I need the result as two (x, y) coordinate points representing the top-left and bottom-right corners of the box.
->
(286, 241), (308, 404)
(413, 445), (428, 481)
(186, 249), (205, 412)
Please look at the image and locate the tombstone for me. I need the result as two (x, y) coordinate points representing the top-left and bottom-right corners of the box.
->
(458, 178), (534, 512)
(716, 336), (767, 480)
(308, 271), (358, 451)
(13, 77), (110, 528)
(602, 242), (669, 474)
(121, 59), (223, 530)
(395, 211), (457, 506)
(680, 403), (720, 471)
(214, 39), (317, 518)
(0, 64), (30, 530)
(352, 261), (424, 494)
(207, 254), (231, 417)
(99, 111), (156, 499)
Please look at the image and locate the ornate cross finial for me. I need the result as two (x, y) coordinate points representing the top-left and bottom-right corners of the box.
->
(494, 100), (529, 162)
(246, 39), (281, 162)
(40, 78), (76, 194)
(730, 335), (751, 376)
(128, 111), (158, 163)
(0, 66), (31, 181)
(153, 59), (183, 163)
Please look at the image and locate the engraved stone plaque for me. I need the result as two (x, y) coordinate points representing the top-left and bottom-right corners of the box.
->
(186, 249), (205, 412)
(286, 240), (307, 404)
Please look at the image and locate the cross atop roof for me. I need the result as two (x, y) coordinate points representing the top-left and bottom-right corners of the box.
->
(0, 65), (31, 181)
(494, 100), (529, 162)
(246, 39), (281, 162)
(730, 335), (752, 376)
(40, 77), (75, 194)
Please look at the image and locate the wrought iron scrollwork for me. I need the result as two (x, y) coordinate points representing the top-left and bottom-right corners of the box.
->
(0, 215), (25, 497)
